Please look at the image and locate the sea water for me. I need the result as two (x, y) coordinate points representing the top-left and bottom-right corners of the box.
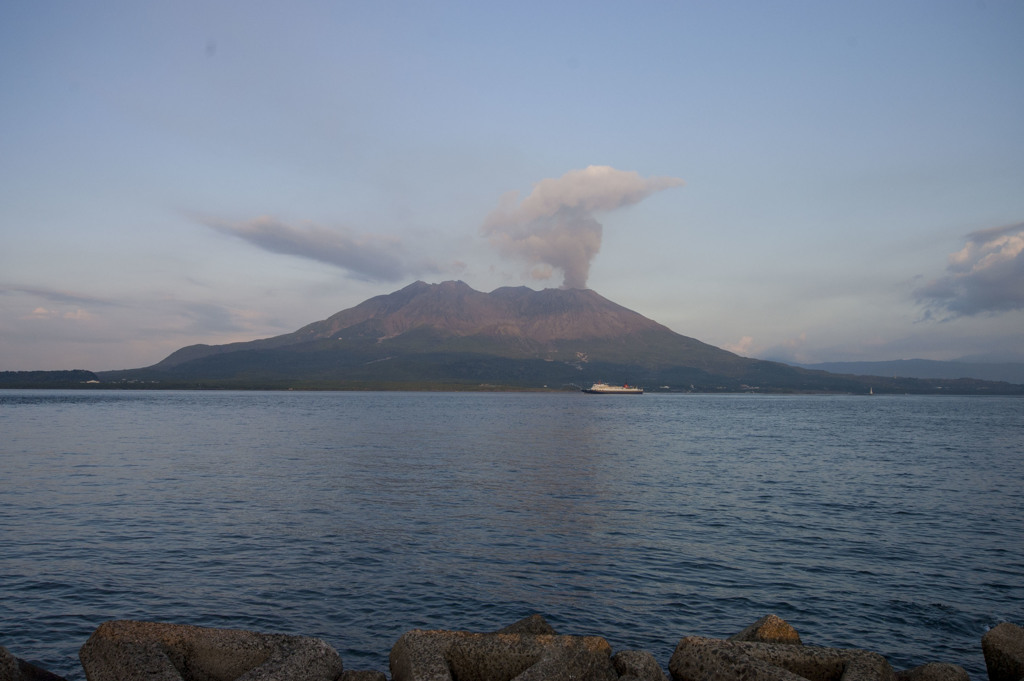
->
(1, 390), (1021, 680)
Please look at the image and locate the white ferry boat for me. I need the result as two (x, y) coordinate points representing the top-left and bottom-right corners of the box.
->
(582, 382), (644, 394)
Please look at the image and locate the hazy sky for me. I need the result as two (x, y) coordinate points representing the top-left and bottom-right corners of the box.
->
(2, 1), (1023, 371)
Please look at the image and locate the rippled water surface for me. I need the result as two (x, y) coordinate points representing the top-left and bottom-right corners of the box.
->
(1, 390), (1021, 679)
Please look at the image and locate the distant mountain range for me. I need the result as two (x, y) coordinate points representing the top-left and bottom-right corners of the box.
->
(86, 281), (1021, 394)
(798, 360), (1024, 385)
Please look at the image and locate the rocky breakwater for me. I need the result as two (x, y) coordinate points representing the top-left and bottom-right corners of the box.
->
(388, 612), (665, 681)
(671, 615), (962, 681)
(1, 615), (1021, 681)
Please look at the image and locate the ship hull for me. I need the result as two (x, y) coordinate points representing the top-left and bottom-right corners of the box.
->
(582, 383), (643, 394)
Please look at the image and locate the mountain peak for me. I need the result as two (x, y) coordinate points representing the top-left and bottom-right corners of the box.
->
(154, 280), (689, 368)
(319, 279), (666, 343)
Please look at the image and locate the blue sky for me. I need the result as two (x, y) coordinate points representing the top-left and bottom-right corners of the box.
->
(2, 1), (1022, 371)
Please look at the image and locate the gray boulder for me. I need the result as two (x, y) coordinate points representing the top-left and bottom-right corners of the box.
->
(983, 622), (1024, 681)
(389, 628), (617, 681)
(670, 636), (895, 681)
(1, 646), (67, 681)
(78, 621), (343, 681)
(729, 616), (803, 645)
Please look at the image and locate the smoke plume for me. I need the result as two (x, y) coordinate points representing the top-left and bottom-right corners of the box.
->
(482, 165), (684, 288)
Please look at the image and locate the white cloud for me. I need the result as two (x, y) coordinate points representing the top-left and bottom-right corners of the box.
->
(205, 216), (442, 282)
(723, 335), (754, 356)
(760, 332), (812, 364)
(26, 307), (56, 319)
(2, 285), (115, 308)
(916, 222), (1024, 317)
(21, 306), (93, 321)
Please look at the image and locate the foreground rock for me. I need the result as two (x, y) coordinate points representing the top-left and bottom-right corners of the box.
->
(612, 650), (669, 681)
(895, 662), (970, 681)
(983, 622), (1024, 681)
(389, 614), (670, 681)
(729, 615), (803, 645)
(389, 628), (618, 681)
(78, 621), (343, 681)
(3, 613), (997, 681)
(673, 616), (970, 681)
(493, 615), (558, 636)
(339, 672), (387, 681)
(670, 635), (895, 681)
(1, 647), (67, 681)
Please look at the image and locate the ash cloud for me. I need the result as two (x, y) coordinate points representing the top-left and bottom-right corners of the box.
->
(916, 222), (1024, 317)
(206, 216), (440, 282)
(482, 165), (684, 289)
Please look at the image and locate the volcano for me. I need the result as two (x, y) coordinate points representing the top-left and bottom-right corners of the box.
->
(97, 281), (1021, 394)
